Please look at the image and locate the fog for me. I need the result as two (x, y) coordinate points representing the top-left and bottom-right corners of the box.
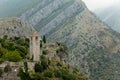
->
(82, 0), (120, 11)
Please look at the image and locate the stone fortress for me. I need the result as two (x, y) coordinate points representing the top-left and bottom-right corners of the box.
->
(0, 32), (65, 80)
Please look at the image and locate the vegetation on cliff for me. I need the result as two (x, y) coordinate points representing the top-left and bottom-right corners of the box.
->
(18, 55), (89, 80)
(0, 35), (29, 62)
(0, 35), (90, 80)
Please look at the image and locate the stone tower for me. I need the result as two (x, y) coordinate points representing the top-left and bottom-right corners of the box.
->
(30, 32), (41, 61)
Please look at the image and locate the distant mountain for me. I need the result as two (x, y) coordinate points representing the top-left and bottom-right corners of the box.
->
(1, 0), (120, 80)
(0, 17), (35, 37)
(94, 4), (120, 33)
(0, 0), (42, 18)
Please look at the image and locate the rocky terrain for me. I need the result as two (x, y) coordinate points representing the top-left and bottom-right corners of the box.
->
(0, 17), (35, 38)
(0, 0), (120, 80)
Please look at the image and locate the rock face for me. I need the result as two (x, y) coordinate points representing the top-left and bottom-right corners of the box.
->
(1, 0), (120, 80)
(0, 17), (35, 38)
(18, 0), (120, 79)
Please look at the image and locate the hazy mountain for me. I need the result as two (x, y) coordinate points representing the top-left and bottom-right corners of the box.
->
(94, 4), (120, 33)
(0, 0), (42, 18)
(1, 0), (120, 80)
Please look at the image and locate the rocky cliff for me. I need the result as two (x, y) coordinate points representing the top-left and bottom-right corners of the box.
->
(0, 17), (35, 38)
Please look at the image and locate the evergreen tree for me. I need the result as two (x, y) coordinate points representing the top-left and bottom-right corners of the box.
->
(43, 35), (46, 43)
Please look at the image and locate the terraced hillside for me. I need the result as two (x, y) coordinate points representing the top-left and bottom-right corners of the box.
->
(1, 0), (120, 80)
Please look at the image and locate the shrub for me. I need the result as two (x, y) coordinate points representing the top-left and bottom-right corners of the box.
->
(4, 64), (11, 73)
(16, 38), (25, 45)
(4, 51), (22, 62)
(0, 68), (3, 77)
(42, 50), (48, 55)
(40, 40), (43, 48)
(24, 62), (28, 73)
(54, 69), (62, 78)
(44, 70), (54, 78)
(0, 58), (4, 64)
(3, 35), (8, 40)
(43, 35), (46, 43)
(32, 73), (44, 80)
(34, 62), (43, 73)
(17, 46), (27, 58)
(0, 46), (7, 58)
(59, 69), (77, 80)
(2, 41), (15, 51)
(18, 68), (31, 80)
(41, 59), (48, 70)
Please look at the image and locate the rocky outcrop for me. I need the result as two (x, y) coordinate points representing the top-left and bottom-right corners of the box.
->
(0, 17), (35, 38)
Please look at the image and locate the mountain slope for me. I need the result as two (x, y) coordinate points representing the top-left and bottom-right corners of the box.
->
(0, 0), (42, 18)
(0, 0), (120, 80)
(19, 0), (120, 79)
(0, 17), (35, 37)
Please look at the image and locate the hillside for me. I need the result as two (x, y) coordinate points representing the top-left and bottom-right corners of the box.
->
(0, 36), (89, 80)
(0, 17), (35, 37)
(19, 0), (120, 79)
(0, 0), (120, 80)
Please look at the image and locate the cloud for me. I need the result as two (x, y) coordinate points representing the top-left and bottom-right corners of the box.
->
(82, 0), (120, 11)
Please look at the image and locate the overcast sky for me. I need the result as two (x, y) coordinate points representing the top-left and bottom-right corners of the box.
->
(82, 0), (120, 11)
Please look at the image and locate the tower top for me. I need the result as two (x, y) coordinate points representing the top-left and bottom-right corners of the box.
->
(30, 32), (39, 37)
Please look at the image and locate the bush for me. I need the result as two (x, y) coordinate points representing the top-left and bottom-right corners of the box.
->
(41, 59), (48, 70)
(24, 62), (28, 73)
(17, 46), (27, 58)
(43, 35), (46, 43)
(4, 64), (11, 73)
(44, 70), (54, 78)
(0, 46), (7, 58)
(2, 41), (15, 51)
(54, 69), (62, 78)
(0, 68), (3, 77)
(4, 51), (22, 62)
(32, 73), (44, 80)
(59, 69), (77, 80)
(42, 50), (48, 55)
(0, 58), (4, 64)
(16, 38), (25, 45)
(34, 62), (43, 73)
(18, 68), (31, 80)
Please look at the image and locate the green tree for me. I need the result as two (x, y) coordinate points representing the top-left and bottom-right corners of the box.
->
(16, 38), (25, 45)
(24, 62), (28, 73)
(2, 41), (15, 51)
(3, 35), (8, 40)
(17, 46), (27, 58)
(4, 51), (22, 62)
(0, 46), (7, 58)
(34, 62), (43, 73)
(43, 35), (46, 43)
(40, 40), (43, 48)
(18, 68), (31, 80)
(44, 70), (54, 78)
